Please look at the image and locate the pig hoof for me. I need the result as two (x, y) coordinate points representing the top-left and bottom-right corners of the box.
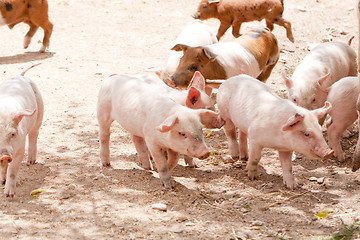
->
(231, 155), (240, 161)
(102, 162), (111, 167)
(240, 156), (248, 161)
(27, 160), (36, 165)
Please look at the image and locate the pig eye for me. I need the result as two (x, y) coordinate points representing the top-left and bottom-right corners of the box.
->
(9, 132), (16, 139)
(201, 4), (208, 8)
(312, 98), (316, 102)
(293, 98), (297, 102)
(188, 64), (198, 72)
(304, 132), (310, 137)
(178, 132), (187, 138)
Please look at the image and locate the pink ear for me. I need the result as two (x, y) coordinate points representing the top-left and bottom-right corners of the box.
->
(171, 44), (188, 52)
(156, 115), (179, 133)
(186, 87), (201, 107)
(315, 72), (331, 93)
(311, 101), (332, 120)
(13, 109), (36, 125)
(282, 113), (304, 131)
(188, 71), (205, 91)
(281, 68), (292, 89)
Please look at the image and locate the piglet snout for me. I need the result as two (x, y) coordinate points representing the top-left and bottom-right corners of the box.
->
(192, 13), (201, 19)
(315, 148), (334, 159)
(0, 155), (12, 164)
(198, 152), (210, 160)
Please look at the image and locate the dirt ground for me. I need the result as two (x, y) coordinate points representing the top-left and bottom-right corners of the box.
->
(0, 0), (360, 239)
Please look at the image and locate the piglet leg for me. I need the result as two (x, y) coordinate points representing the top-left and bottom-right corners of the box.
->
(246, 144), (262, 180)
(149, 145), (173, 189)
(279, 150), (295, 190)
(223, 119), (239, 160)
(131, 135), (152, 170)
(4, 150), (24, 198)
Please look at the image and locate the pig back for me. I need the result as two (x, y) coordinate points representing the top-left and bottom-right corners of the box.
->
(217, 75), (283, 131)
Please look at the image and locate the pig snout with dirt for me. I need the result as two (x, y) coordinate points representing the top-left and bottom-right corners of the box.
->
(0, 65), (44, 198)
(97, 74), (221, 189)
(217, 75), (333, 189)
(325, 77), (359, 163)
(192, 0), (294, 42)
(0, 0), (53, 52)
(282, 41), (357, 112)
(167, 28), (279, 91)
(148, 21), (218, 82)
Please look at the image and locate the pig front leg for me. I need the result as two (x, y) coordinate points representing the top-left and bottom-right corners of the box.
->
(223, 119), (239, 160)
(216, 21), (232, 40)
(98, 118), (113, 167)
(131, 135), (152, 170)
(265, 19), (274, 31)
(0, 162), (8, 184)
(4, 150), (24, 198)
(278, 150), (295, 190)
(149, 145), (173, 189)
(167, 149), (180, 173)
(246, 144), (262, 180)
(184, 155), (198, 168)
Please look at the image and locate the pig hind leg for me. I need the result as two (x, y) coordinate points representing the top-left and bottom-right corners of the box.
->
(28, 2), (53, 52)
(279, 150), (295, 190)
(239, 131), (248, 160)
(231, 20), (242, 38)
(265, 19), (274, 31)
(327, 120), (347, 162)
(223, 120), (240, 160)
(131, 135), (152, 170)
(269, 17), (294, 43)
(149, 145), (173, 189)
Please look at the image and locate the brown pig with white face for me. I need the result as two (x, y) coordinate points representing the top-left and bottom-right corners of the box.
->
(193, 0), (294, 42)
(167, 28), (279, 91)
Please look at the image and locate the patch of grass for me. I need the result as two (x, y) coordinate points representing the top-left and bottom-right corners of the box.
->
(328, 220), (360, 240)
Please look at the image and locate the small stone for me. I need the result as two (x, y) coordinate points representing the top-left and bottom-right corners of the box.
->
(309, 177), (318, 182)
(322, 36), (333, 42)
(151, 203), (167, 211)
(296, 6), (307, 12)
(317, 177), (325, 184)
(251, 220), (264, 226)
(185, 222), (195, 227)
(241, 208), (250, 213)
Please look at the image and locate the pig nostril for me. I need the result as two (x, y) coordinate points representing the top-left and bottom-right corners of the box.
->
(7, 158), (12, 163)
(166, 77), (176, 88)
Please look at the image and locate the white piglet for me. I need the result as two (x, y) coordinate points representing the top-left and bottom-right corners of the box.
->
(326, 77), (359, 163)
(217, 75), (333, 189)
(282, 41), (357, 111)
(0, 66), (44, 198)
(97, 74), (220, 189)
(121, 71), (223, 168)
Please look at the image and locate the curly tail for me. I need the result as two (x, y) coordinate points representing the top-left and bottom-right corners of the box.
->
(21, 63), (42, 76)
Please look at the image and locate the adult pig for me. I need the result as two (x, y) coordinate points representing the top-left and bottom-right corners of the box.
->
(168, 28), (279, 90)
(97, 74), (220, 188)
(282, 41), (357, 111)
(0, 65), (44, 197)
(217, 75), (333, 189)
(193, 0), (294, 42)
(325, 77), (359, 163)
